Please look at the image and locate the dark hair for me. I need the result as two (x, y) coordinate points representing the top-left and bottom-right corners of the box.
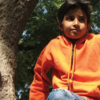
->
(58, 0), (92, 24)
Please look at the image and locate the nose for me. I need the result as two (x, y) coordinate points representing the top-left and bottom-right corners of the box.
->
(73, 18), (79, 27)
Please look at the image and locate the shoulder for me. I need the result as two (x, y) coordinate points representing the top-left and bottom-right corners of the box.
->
(87, 33), (100, 42)
(92, 33), (100, 43)
(38, 35), (64, 61)
(46, 35), (64, 49)
(86, 33), (100, 48)
(40, 35), (63, 54)
(94, 34), (100, 39)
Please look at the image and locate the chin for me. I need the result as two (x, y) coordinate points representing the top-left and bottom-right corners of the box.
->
(69, 36), (80, 39)
(70, 34), (84, 39)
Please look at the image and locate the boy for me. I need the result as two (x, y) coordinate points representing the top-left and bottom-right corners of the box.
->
(29, 0), (100, 100)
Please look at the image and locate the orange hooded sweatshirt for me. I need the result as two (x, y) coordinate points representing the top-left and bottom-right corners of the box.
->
(29, 33), (100, 100)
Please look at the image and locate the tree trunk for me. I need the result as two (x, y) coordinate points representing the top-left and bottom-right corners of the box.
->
(0, 0), (38, 100)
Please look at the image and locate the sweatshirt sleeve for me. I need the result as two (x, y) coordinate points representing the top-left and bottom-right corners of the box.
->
(29, 47), (52, 100)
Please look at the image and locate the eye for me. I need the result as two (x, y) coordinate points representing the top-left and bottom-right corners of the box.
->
(79, 17), (85, 22)
(67, 16), (74, 21)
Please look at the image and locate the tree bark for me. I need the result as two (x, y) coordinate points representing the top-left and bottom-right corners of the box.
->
(0, 0), (38, 100)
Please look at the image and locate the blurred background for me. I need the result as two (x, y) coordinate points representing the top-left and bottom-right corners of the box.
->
(15, 0), (100, 99)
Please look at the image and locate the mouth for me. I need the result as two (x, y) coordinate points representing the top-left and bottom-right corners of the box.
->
(71, 29), (80, 33)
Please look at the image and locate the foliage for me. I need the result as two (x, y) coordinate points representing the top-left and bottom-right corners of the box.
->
(90, 0), (100, 33)
(16, 0), (100, 100)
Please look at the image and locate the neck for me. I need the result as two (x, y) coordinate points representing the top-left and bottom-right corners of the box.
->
(64, 35), (78, 45)
(68, 38), (78, 45)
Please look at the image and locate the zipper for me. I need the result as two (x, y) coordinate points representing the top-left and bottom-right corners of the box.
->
(67, 44), (75, 90)
(71, 44), (74, 70)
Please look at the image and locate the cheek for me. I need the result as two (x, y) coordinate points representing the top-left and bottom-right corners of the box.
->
(80, 26), (87, 33)
(63, 22), (71, 30)
(81, 23), (87, 29)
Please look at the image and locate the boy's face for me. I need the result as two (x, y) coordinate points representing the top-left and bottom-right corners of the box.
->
(59, 8), (91, 39)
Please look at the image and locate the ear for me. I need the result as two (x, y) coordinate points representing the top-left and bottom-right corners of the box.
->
(87, 23), (91, 32)
(57, 21), (63, 31)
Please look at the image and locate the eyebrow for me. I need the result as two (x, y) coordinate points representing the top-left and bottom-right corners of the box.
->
(79, 15), (86, 18)
(66, 14), (86, 18)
